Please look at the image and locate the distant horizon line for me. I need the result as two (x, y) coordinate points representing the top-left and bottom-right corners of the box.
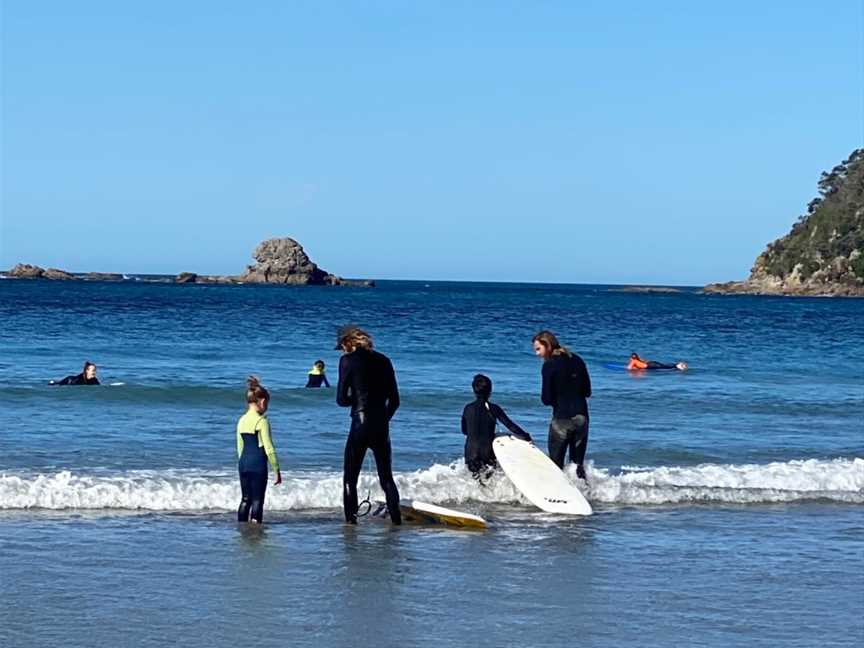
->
(0, 267), (708, 289)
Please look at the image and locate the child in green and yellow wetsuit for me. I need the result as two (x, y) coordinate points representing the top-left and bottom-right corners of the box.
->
(237, 376), (282, 523)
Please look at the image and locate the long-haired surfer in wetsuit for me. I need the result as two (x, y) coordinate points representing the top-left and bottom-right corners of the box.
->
(236, 376), (282, 524)
(532, 331), (592, 479)
(335, 326), (402, 525)
(50, 361), (100, 385)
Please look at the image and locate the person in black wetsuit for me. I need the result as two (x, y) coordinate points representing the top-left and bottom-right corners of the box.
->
(532, 330), (592, 479)
(50, 361), (100, 385)
(335, 326), (402, 525)
(305, 360), (331, 388)
(462, 374), (532, 479)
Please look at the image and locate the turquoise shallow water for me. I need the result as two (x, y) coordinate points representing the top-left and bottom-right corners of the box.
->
(1, 280), (862, 647)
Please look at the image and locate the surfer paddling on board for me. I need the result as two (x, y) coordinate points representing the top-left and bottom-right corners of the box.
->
(49, 361), (100, 385)
(627, 353), (687, 371)
(532, 331), (592, 479)
(335, 326), (402, 525)
(462, 374), (532, 480)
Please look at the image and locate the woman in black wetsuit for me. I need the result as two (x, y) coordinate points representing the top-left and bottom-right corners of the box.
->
(462, 374), (532, 478)
(532, 330), (592, 479)
(335, 326), (402, 525)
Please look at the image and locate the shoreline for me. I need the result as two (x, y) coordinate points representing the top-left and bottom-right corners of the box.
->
(703, 279), (864, 298)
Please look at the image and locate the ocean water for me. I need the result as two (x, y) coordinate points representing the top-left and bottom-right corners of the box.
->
(1, 280), (862, 647)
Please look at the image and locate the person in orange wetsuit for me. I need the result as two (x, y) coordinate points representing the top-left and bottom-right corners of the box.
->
(627, 353), (687, 371)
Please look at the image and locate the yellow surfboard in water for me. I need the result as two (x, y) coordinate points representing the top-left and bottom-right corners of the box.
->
(397, 499), (487, 530)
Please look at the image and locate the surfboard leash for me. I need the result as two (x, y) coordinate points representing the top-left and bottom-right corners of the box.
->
(356, 454), (374, 517)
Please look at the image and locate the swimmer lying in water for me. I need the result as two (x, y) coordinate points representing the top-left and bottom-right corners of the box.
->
(49, 361), (100, 385)
(627, 353), (687, 371)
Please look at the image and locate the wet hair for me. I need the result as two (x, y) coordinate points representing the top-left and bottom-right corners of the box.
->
(83, 361), (96, 373)
(314, 360), (325, 369)
(245, 375), (270, 404)
(630, 352), (639, 359)
(532, 330), (571, 357)
(472, 374), (492, 399)
(335, 325), (373, 352)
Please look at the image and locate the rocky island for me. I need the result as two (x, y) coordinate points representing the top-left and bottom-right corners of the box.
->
(705, 149), (863, 297)
(2, 237), (374, 287)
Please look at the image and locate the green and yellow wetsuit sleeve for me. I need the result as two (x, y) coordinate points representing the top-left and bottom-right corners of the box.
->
(237, 421), (244, 459)
(256, 417), (280, 473)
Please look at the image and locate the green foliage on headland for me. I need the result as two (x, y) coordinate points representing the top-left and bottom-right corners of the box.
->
(759, 149), (863, 281)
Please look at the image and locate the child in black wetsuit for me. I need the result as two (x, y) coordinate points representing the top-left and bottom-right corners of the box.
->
(461, 374), (532, 479)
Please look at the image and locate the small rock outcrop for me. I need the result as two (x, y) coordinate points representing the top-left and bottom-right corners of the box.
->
(236, 238), (373, 286)
(705, 148), (864, 297)
(610, 286), (682, 294)
(84, 272), (124, 281)
(43, 268), (76, 280)
(5, 264), (75, 280)
(5, 237), (373, 287)
(238, 238), (332, 285)
(9, 264), (49, 278)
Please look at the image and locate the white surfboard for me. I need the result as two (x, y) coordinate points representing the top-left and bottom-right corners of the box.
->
(396, 499), (487, 529)
(493, 436), (592, 515)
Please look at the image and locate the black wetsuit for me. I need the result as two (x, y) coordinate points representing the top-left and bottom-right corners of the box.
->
(462, 399), (531, 475)
(51, 373), (99, 386)
(646, 361), (678, 370)
(305, 373), (330, 388)
(336, 348), (402, 524)
(540, 352), (592, 473)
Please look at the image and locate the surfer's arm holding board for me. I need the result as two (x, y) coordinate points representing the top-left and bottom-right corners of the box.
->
(489, 403), (532, 442)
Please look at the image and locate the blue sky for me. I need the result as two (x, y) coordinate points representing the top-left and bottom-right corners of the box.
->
(1, 1), (861, 284)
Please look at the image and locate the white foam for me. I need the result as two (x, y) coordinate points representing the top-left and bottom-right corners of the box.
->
(587, 457), (864, 505)
(0, 458), (861, 511)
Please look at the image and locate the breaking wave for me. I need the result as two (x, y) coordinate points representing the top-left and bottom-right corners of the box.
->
(1, 457), (861, 511)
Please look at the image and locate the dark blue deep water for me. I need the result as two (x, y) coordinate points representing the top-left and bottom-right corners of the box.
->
(1, 280), (862, 647)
